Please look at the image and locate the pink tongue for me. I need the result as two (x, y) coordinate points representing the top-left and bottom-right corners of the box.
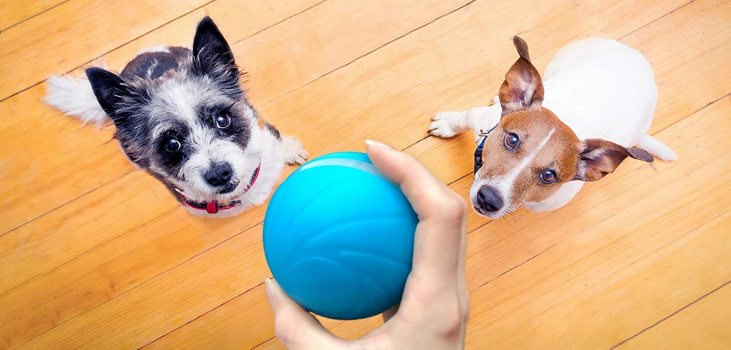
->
(206, 201), (218, 214)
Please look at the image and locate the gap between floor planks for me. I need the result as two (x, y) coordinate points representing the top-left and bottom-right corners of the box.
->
(0, 0), (328, 103)
(609, 278), (731, 349)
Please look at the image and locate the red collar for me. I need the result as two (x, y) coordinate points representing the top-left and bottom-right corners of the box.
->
(177, 162), (261, 214)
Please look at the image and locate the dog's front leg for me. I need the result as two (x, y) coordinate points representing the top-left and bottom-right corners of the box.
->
(428, 110), (472, 138)
(258, 113), (308, 165)
(429, 96), (500, 139)
(280, 135), (308, 165)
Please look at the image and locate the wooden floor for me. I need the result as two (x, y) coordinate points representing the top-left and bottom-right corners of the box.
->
(1, 0), (730, 349)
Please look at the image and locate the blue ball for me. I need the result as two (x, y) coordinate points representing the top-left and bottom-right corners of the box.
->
(263, 152), (418, 320)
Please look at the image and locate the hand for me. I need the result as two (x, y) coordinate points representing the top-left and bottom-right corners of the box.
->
(265, 139), (470, 349)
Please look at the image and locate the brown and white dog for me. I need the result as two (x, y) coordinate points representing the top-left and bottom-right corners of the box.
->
(429, 36), (676, 219)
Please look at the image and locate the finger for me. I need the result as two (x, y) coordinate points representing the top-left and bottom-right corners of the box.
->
(366, 141), (469, 338)
(265, 278), (349, 350)
(366, 140), (461, 220)
(366, 140), (467, 288)
(457, 218), (471, 323)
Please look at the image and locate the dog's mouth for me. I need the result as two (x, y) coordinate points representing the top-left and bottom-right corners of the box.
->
(174, 161), (261, 211)
(206, 162), (261, 200)
(217, 181), (240, 194)
(472, 203), (488, 216)
(471, 200), (511, 219)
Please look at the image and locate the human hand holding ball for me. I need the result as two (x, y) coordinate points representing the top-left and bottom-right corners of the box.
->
(264, 140), (470, 349)
(264, 150), (418, 320)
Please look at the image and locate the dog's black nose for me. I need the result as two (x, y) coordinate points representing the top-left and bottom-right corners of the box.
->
(477, 186), (504, 212)
(204, 163), (233, 187)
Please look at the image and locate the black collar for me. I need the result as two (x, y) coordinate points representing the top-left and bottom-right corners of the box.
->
(474, 125), (498, 174)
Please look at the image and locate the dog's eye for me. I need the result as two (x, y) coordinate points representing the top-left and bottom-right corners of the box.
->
(504, 132), (520, 150)
(214, 111), (231, 129)
(164, 137), (181, 153)
(539, 170), (558, 184)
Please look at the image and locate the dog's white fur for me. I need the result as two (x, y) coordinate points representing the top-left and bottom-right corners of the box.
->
(46, 75), (110, 127)
(430, 37), (677, 213)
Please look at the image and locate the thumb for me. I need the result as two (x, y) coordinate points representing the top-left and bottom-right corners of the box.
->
(265, 278), (349, 350)
(365, 139), (460, 219)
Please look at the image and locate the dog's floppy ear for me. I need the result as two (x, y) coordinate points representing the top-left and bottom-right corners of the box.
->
(86, 67), (134, 125)
(574, 139), (654, 182)
(192, 16), (239, 85)
(498, 36), (544, 116)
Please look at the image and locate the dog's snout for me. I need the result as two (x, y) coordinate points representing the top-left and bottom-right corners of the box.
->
(477, 186), (504, 212)
(204, 163), (233, 187)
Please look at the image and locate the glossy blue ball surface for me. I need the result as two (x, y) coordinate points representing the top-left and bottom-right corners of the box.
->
(263, 152), (418, 320)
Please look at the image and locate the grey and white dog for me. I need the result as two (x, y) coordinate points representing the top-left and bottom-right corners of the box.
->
(45, 17), (308, 217)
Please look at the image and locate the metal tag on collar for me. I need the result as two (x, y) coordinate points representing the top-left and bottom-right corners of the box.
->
(474, 125), (497, 174)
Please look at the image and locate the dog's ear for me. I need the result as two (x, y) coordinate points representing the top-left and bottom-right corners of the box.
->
(192, 16), (238, 85)
(574, 139), (654, 182)
(498, 36), (544, 116)
(86, 67), (134, 125)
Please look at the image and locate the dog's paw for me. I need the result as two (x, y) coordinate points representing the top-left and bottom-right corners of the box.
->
(428, 112), (462, 138)
(282, 135), (308, 165)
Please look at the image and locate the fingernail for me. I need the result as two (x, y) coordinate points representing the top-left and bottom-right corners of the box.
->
(365, 139), (393, 149)
(264, 278), (277, 308)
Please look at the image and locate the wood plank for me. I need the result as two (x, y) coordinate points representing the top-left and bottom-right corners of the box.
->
(142, 283), (275, 350)
(0, 155), (307, 349)
(0, 175), (179, 349)
(256, 223), (731, 350)
(0, 0), (66, 31)
(0, 0), (469, 234)
(617, 279), (731, 350)
(233, 0), (476, 106)
(465, 184), (731, 349)
(143, 279), (385, 349)
(0, 0), (212, 100)
(249, 91), (731, 350)
(15, 222), (270, 349)
(624, 0), (731, 134)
